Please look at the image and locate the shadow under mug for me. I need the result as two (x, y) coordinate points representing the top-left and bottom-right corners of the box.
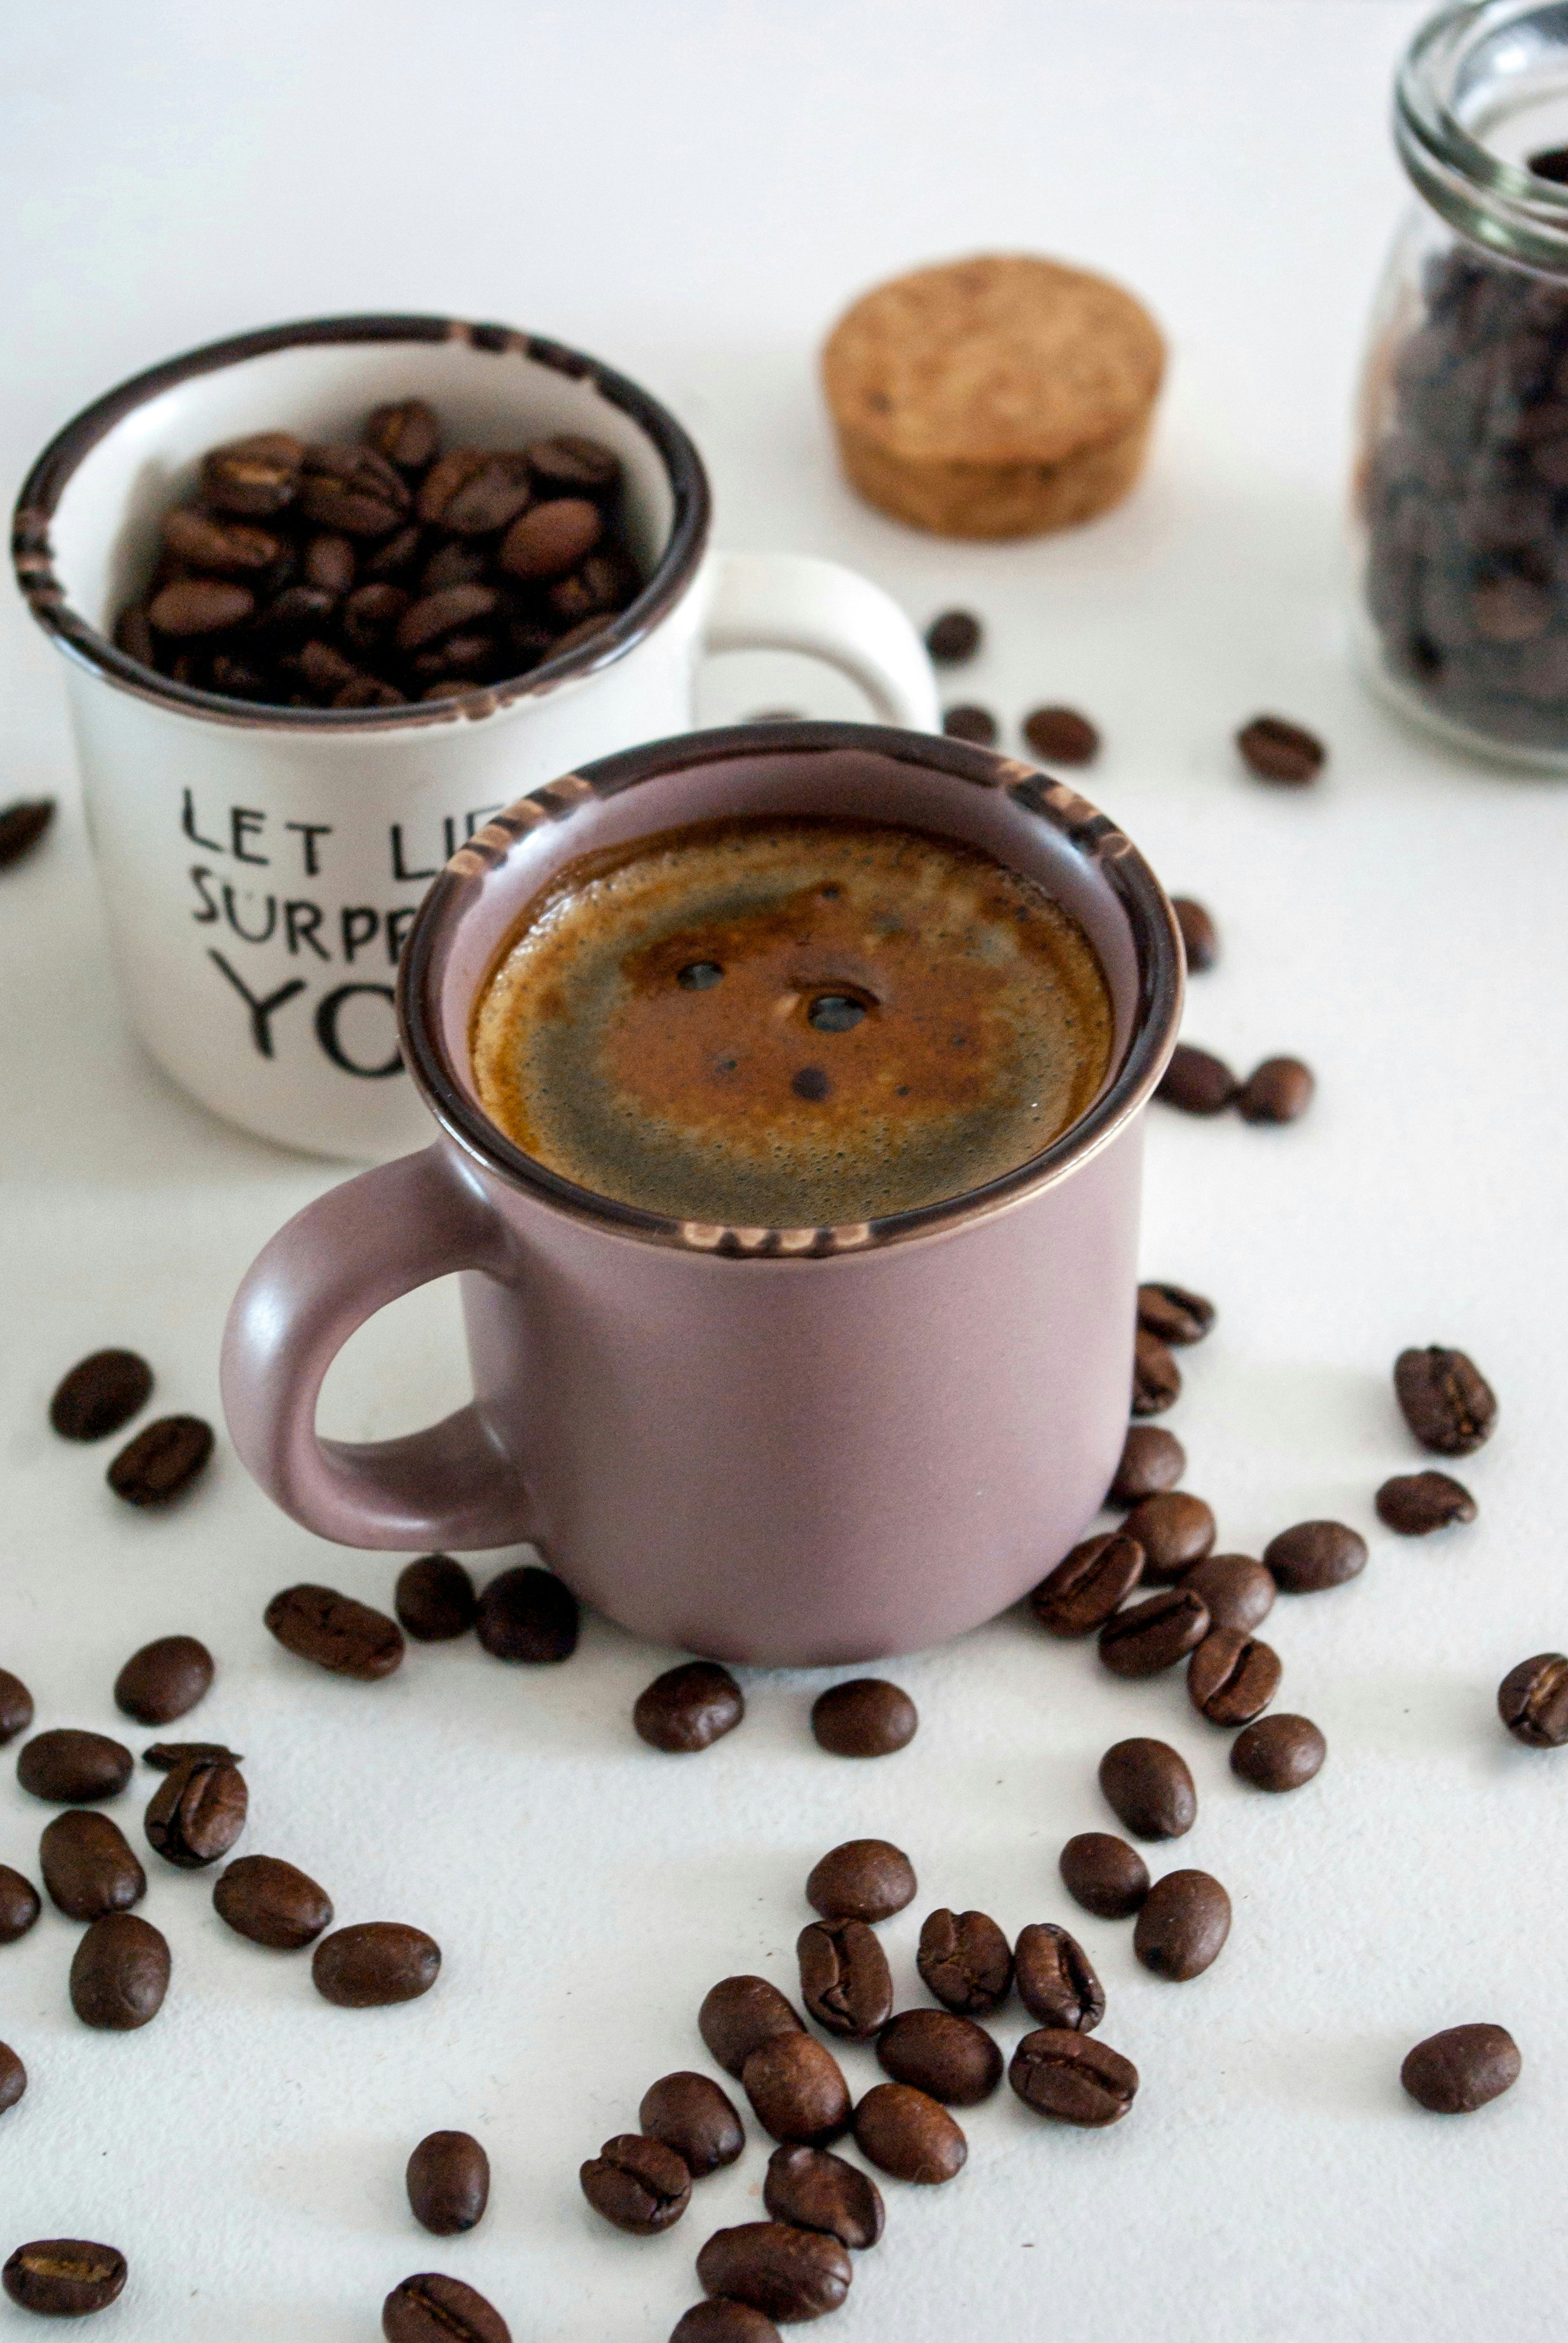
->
(221, 721), (1183, 1667)
(12, 313), (938, 1162)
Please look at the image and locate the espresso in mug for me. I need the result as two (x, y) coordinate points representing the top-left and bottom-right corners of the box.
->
(469, 816), (1113, 1225)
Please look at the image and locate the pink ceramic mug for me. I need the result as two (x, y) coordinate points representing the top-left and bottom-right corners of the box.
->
(221, 721), (1182, 1665)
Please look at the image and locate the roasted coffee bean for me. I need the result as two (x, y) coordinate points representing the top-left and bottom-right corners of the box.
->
(335, 675), (406, 709)
(1498, 1654), (1568, 1747)
(634, 1661), (744, 1752)
(925, 609), (981, 663)
(474, 1564), (579, 1662)
(417, 450), (516, 533)
(1137, 1282), (1215, 1346)
(1122, 1491), (1215, 1580)
(407, 2130), (489, 2235)
(395, 1555), (478, 1641)
(499, 497), (603, 581)
(0, 1668), (34, 1746)
(1265, 1519), (1366, 1592)
(1133, 1868), (1230, 1980)
(1181, 1552), (1276, 1634)
(1108, 1424), (1186, 1507)
(916, 1907), (1012, 2014)
(340, 582), (410, 652)
(525, 432), (622, 498)
(1014, 1923), (1104, 2032)
(1394, 1345), (1497, 1456)
(671, 2302), (782, 2343)
(547, 549), (636, 623)
(148, 577), (256, 636)
(797, 1919), (893, 2040)
(1171, 896), (1219, 972)
(741, 2031), (851, 2146)
(809, 1678), (917, 1756)
(366, 399), (441, 474)
(366, 523), (424, 581)
(446, 452), (537, 536)
(1031, 1530), (1145, 1637)
(1008, 2028), (1138, 2126)
(1157, 1042), (1239, 1115)
(252, 581), (339, 645)
(696, 2224), (851, 2323)
(1231, 1713), (1326, 1791)
(202, 431), (303, 516)
(581, 2132), (691, 2234)
(302, 530), (357, 593)
(699, 1977), (806, 2077)
(852, 2081), (966, 2182)
(1022, 704), (1099, 764)
(1376, 1470), (1476, 1533)
(313, 1922), (440, 2008)
(50, 1348), (153, 1441)
(382, 2270), (511, 2343)
(396, 581), (499, 653)
(1236, 713), (1324, 783)
(942, 703), (997, 744)
(300, 443), (410, 536)
(107, 1413), (214, 1505)
(639, 2072), (744, 2177)
(143, 1739), (242, 1772)
(162, 507), (280, 575)
(1059, 1831), (1150, 1918)
(764, 2144), (883, 2250)
(265, 1584), (404, 1678)
(213, 1853), (333, 1949)
(1098, 1587), (1209, 1677)
(0, 799), (55, 868)
(286, 637), (366, 702)
(1401, 2024), (1520, 2114)
(1236, 1056), (1314, 1123)
(0, 2041), (24, 2115)
(113, 1635), (213, 1725)
(1132, 1328), (1181, 1415)
(70, 1911), (170, 2029)
(805, 1839), (916, 1923)
(3, 2241), (128, 2319)
(550, 612), (618, 658)
(0, 1864), (41, 1942)
(1188, 1629), (1281, 1725)
(40, 1811), (145, 1921)
(18, 1729), (132, 1804)
(145, 1757), (247, 1869)
(877, 2007), (1002, 2105)
(421, 540), (489, 593)
(1098, 1737), (1197, 1839)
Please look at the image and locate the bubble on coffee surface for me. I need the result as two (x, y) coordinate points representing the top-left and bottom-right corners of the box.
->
(470, 817), (1113, 1226)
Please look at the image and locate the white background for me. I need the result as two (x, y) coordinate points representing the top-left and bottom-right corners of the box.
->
(3, 3), (1563, 2338)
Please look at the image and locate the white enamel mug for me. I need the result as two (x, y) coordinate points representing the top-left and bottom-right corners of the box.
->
(13, 314), (938, 1160)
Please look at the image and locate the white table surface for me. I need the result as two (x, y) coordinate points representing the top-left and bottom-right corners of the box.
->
(4, 3), (1564, 2337)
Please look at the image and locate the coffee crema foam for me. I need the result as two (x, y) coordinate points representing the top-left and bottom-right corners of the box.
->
(469, 817), (1114, 1227)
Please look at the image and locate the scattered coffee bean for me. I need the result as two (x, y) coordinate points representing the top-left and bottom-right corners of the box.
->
(0, 1668), (34, 1746)
(3, 2241), (127, 2319)
(852, 2081), (966, 2183)
(942, 703), (997, 743)
(1008, 2028), (1138, 2125)
(1022, 705), (1099, 764)
(876, 2008), (1001, 2105)
(113, 1635), (213, 1725)
(925, 610), (981, 664)
(696, 2224), (851, 2323)
(106, 1414), (213, 1505)
(1059, 1831), (1150, 1918)
(698, 1975), (806, 2077)
(382, 2270), (511, 2343)
(143, 1739), (242, 1772)
(1394, 1345), (1497, 1456)
(265, 1584), (404, 1678)
(1188, 1629), (1281, 1727)
(1230, 1713), (1326, 1792)
(394, 1556), (477, 1642)
(741, 2031), (851, 2146)
(581, 2132), (691, 2234)
(70, 1911), (170, 2029)
(1098, 1587), (1209, 1678)
(312, 1921), (441, 2008)
(1181, 1553), (1276, 1634)
(639, 2073), (744, 2177)
(1236, 1056), (1314, 1123)
(1108, 1425), (1186, 1507)
(18, 1729), (132, 1804)
(764, 2144), (884, 2251)
(0, 799), (55, 869)
(1137, 1282), (1216, 1346)
(1401, 2024), (1520, 2114)
(635, 1661), (744, 1752)
(1132, 1328), (1182, 1415)
(474, 1565), (579, 1662)
(1171, 897), (1218, 973)
(1098, 1737), (1197, 1839)
(40, 1812), (145, 1921)
(805, 1839), (916, 1923)
(1157, 1043), (1239, 1115)
(214, 1853), (333, 1949)
(797, 1919), (893, 2040)
(0, 2041), (24, 2115)
(1030, 1531), (1145, 1637)
(1376, 1470), (1476, 1533)
(1013, 1923), (1104, 2033)
(1122, 1491), (1215, 1581)
(1498, 1654), (1568, 1748)
(0, 1864), (41, 1942)
(406, 2131), (490, 2236)
(809, 1678), (917, 1757)
(49, 1349), (153, 1441)
(1264, 1519), (1367, 1593)
(1235, 714), (1325, 784)
(1132, 1869), (1231, 1980)
(671, 2307), (781, 2343)
(145, 1757), (247, 1869)
(916, 1907), (1013, 2014)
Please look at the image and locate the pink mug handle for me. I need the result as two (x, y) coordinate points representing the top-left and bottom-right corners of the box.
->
(220, 1145), (528, 1551)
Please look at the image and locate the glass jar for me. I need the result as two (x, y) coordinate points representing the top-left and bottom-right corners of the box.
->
(1354, 0), (1568, 768)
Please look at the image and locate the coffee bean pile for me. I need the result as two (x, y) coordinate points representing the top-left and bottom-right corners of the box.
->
(48, 1347), (214, 1507)
(112, 406), (644, 711)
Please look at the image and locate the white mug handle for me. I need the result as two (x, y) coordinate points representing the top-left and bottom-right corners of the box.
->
(703, 551), (940, 731)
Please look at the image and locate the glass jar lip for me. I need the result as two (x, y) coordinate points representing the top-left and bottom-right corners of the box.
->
(1398, 0), (1568, 272)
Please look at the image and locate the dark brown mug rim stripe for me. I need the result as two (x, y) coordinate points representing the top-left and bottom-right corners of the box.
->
(399, 720), (1185, 1256)
(10, 311), (712, 731)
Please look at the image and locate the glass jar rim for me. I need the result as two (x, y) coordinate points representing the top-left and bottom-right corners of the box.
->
(1398, 0), (1568, 273)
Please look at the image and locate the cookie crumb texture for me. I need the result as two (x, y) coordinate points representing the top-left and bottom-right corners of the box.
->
(822, 253), (1165, 539)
